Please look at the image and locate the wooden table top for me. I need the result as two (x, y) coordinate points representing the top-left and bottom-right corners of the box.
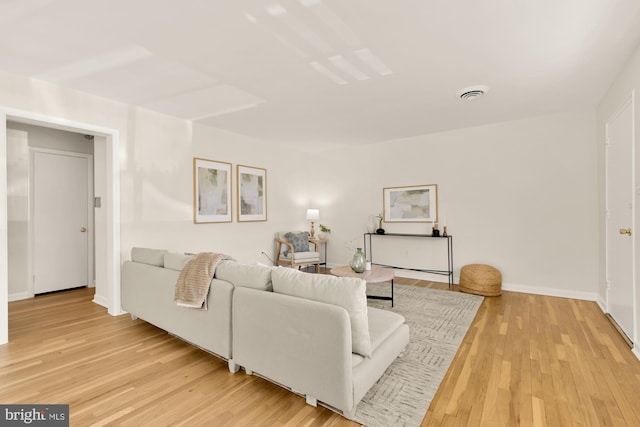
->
(330, 265), (395, 283)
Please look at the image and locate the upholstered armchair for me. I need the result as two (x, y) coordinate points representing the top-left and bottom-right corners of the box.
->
(275, 231), (321, 272)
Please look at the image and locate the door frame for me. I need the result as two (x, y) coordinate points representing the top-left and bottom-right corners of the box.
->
(29, 148), (94, 296)
(1, 108), (122, 346)
(605, 91), (637, 347)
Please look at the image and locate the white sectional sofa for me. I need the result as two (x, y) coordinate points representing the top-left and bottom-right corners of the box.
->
(120, 247), (409, 419)
(121, 247), (272, 368)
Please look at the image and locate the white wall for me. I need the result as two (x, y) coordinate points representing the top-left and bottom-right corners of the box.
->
(0, 117), (8, 344)
(597, 41), (640, 351)
(6, 129), (29, 300)
(92, 135), (109, 307)
(323, 111), (600, 300)
(118, 109), (310, 264)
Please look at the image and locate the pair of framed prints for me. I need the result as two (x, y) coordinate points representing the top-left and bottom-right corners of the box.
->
(193, 158), (266, 224)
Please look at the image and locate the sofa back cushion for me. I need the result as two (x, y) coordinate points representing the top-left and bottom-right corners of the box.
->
(271, 267), (372, 357)
(131, 247), (168, 267)
(215, 261), (273, 291)
(163, 253), (194, 271)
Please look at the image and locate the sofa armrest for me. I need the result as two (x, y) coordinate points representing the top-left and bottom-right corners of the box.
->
(232, 287), (354, 413)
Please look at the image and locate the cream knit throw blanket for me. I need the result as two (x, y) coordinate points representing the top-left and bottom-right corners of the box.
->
(174, 252), (234, 310)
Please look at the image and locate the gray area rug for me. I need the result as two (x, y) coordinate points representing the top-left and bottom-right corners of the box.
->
(353, 283), (484, 427)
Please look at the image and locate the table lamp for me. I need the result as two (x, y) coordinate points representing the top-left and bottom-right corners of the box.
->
(306, 209), (320, 239)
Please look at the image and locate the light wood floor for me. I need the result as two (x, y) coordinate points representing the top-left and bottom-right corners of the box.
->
(1, 279), (640, 426)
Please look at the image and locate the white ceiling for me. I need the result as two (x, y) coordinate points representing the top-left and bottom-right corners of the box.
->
(2, 0), (640, 148)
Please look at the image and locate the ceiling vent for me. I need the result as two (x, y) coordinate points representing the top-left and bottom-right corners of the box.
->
(457, 85), (489, 100)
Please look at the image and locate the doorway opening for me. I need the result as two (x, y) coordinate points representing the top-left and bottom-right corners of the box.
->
(1, 109), (122, 345)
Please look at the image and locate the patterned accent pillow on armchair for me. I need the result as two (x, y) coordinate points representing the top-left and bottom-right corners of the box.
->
(283, 231), (310, 256)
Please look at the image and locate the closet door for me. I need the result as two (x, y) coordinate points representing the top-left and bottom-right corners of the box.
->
(605, 98), (634, 343)
(33, 150), (90, 294)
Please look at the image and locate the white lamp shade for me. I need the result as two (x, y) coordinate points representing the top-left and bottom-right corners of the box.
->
(306, 209), (320, 220)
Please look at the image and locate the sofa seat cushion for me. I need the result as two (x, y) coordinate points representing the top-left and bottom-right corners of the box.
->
(352, 353), (364, 368)
(272, 267), (372, 357)
(350, 308), (405, 369)
(280, 251), (320, 261)
(215, 260), (273, 291)
(367, 307), (406, 353)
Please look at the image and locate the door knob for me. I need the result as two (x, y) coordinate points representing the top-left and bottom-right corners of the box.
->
(619, 228), (632, 236)
(80, 227), (87, 233)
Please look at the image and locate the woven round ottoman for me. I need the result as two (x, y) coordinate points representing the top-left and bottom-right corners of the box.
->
(459, 264), (502, 296)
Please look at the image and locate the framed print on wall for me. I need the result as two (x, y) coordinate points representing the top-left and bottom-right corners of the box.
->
(237, 164), (267, 222)
(383, 184), (438, 223)
(193, 158), (232, 223)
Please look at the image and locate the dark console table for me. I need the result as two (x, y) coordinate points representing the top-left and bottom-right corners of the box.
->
(363, 233), (454, 287)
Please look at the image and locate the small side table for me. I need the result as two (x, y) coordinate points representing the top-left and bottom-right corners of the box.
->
(330, 265), (395, 306)
(310, 238), (328, 267)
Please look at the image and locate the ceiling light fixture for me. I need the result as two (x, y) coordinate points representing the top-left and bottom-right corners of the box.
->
(457, 85), (489, 100)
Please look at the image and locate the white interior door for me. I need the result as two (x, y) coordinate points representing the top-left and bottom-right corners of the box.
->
(33, 150), (90, 294)
(606, 99), (635, 342)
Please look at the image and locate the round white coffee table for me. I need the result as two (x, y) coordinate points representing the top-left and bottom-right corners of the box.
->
(330, 265), (396, 306)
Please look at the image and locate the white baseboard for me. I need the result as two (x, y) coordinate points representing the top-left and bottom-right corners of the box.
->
(331, 264), (602, 302)
(11, 287), (99, 303)
(501, 282), (599, 302)
(92, 294), (109, 309)
(8, 291), (31, 302)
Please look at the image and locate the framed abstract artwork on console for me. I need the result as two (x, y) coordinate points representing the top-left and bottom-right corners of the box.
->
(383, 184), (438, 223)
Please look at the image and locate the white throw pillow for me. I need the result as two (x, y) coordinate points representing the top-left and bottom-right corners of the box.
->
(271, 267), (372, 357)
